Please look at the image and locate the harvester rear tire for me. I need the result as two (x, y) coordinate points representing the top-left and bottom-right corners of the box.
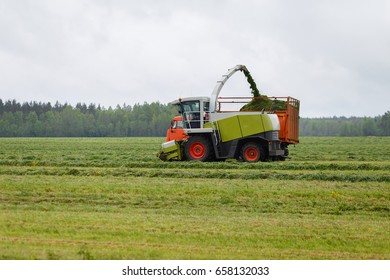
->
(185, 136), (211, 162)
(240, 142), (265, 162)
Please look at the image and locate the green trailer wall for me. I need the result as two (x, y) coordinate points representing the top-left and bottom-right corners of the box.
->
(214, 114), (275, 142)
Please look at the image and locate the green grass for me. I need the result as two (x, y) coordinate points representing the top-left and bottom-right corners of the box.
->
(0, 137), (389, 259)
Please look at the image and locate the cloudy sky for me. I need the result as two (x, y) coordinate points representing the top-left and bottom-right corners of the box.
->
(0, 0), (389, 117)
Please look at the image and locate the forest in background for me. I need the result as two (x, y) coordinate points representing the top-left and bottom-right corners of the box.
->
(0, 99), (389, 137)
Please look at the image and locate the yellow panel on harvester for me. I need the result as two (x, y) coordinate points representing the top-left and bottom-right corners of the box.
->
(261, 114), (274, 132)
(217, 116), (243, 142)
(238, 114), (265, 137)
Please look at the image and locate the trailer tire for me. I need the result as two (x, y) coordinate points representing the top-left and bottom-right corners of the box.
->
(240, 142), (265, 162)
(185, 136), (211, 162)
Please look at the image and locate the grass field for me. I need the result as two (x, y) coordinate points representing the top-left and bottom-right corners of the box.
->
(0, 137), (389, 259)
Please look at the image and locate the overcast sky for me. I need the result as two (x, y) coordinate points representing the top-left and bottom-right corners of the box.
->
(0, 0), (389, 117)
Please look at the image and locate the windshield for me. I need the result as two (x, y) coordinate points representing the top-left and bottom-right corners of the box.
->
(181, 101), (199, 113)
(180, 101), (200, 129)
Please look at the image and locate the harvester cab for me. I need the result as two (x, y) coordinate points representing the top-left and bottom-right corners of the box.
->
(170, 96), (210, 129)
(158, 65), (300, 162)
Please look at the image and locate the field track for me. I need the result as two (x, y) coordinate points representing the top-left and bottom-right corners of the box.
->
(0, 137), (389, 259)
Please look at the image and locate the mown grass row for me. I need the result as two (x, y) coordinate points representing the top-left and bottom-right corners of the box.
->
(0, 165), (389, 182)
(1, 137), (390, 164)
(1, 159), (390, 172)
(2, 175), (388, 215)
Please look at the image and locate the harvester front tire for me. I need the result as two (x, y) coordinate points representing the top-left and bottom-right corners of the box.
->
(240, 142), (265, 162)
(185, 136), (211, 162)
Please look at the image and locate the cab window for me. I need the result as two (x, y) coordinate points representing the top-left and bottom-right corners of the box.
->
(177, 121), (183, 128)
(181, 101), (200, 128)
(171, 120), (184, 129)
(182, 101), (199, 113)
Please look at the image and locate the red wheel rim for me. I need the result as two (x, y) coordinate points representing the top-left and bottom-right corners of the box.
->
(244, 147), (259, 161)
(189, 142), (205, 159)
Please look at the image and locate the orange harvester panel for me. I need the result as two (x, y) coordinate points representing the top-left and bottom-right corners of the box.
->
(276, 97), (299, 144)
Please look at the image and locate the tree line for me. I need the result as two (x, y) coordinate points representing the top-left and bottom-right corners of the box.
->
(0, 99), (389, 137)
(300, 114), (390, 136)
(0, 99), (176, 137)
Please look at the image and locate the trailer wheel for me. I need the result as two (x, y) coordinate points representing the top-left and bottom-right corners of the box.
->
(240, 142), (265, 162)
(185, 136), (211, 161)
